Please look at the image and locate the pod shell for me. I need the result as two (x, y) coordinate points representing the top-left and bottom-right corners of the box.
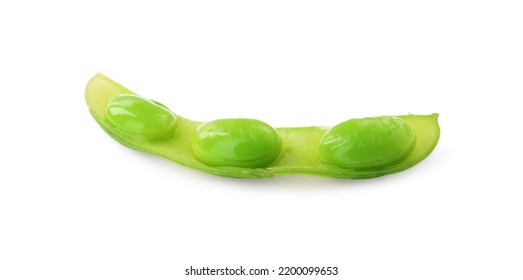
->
(85, 73), (440, 179)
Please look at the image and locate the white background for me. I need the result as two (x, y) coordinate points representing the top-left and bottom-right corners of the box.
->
(1, 1), (522, 279)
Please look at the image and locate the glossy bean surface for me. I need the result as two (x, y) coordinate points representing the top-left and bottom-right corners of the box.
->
(192, 119), (282, 168)
(106, 95), (177, 141)
(318, 116), (416, 169)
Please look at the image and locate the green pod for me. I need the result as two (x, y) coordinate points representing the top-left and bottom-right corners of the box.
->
(85, 73), (440, 179)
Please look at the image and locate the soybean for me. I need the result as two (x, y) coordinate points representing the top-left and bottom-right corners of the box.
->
(106, 95), (177, 141)
(192, 118), (282, 168)
(318, 116), (416, 169)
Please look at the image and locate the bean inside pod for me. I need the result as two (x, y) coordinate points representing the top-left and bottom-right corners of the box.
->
(318, 116), (416, 169)
(192, 118), (283, 168)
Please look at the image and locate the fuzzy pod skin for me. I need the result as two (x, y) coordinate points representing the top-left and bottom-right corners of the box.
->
(85, 73), (440, 179)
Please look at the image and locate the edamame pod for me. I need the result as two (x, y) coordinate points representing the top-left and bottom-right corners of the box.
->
(85, 73), (440, 179)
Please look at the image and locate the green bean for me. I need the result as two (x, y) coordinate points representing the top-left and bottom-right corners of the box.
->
(85, 73), (440, 179)
(192, 118), (282, 168)
(318, 116), (416, 169)
(106, 95), (177, 141)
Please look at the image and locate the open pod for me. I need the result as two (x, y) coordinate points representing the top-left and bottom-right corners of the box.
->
(85, 73), (440, 179)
